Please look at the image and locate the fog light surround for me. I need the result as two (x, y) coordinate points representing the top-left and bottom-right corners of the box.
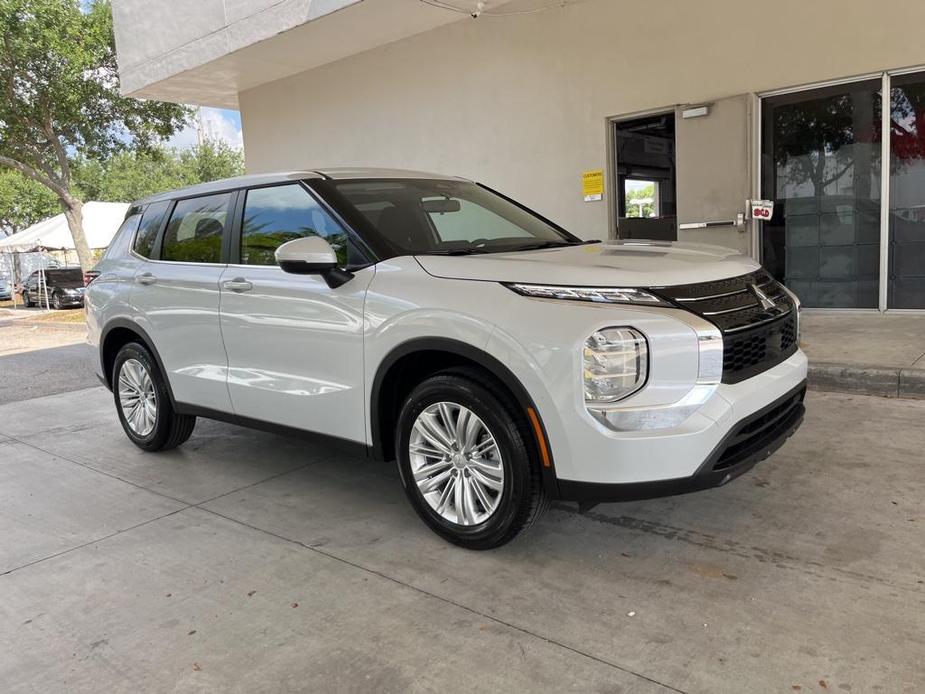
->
(583, 327), (648, 404)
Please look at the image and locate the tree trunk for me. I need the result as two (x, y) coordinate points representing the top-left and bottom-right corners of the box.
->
(61, 198), (93, 271)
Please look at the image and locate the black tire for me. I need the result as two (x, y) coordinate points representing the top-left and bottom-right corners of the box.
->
(22, 292), (31, 308)
(396, 369), (548, 549)
(51, 292), (62, 310)
(112, 342), (196, 452)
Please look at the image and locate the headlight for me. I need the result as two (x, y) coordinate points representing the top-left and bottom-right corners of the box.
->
(583, 327), (648, 403)
(506, 283), (670, 306)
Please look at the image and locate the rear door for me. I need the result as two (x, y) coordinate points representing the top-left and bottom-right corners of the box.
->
(129, 193), (234, 412)
(218, 182), (373, 442)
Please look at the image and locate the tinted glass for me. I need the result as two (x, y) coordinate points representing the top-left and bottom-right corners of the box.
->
(44, 269), (83, 285)
(332, 179), (575, 256)
(241, 184), (351, 266)
(133, 201), (171, 258)
(161, 193), (231, 263)
(762, 81), (882, 308)
(104, 214), (141, 260)
(888, 73), (925, 308)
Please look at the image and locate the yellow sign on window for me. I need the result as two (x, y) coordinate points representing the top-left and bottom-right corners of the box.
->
(582, 169), (604, 202)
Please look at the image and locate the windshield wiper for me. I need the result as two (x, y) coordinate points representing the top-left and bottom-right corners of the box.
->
(504, 239), (600, 252)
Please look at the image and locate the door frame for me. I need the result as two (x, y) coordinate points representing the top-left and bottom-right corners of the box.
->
(605, 106), (677, 240)
(757, 67), (925, 314)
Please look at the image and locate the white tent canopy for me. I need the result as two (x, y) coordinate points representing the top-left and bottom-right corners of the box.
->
(0, 201), (130, 252)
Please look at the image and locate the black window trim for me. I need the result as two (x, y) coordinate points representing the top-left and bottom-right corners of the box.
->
(151, 190), (239, 266)
(228, 179), (376, 270)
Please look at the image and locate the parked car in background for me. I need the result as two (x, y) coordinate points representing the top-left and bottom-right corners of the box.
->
(86, 169), (807, 549)
(0, 276), (12, 300)
(21, 268), (86, 309)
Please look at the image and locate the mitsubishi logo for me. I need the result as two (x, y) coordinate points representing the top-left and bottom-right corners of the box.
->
(750, 283), (777, 310)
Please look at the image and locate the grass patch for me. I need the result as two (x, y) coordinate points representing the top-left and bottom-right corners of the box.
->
(25, 309), (87, 324)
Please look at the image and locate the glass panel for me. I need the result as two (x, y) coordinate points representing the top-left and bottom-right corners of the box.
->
(241, 184), (351, 266)
(762, 81), (882, 308)
(614, 114), (677, 241)
(132, 201), (170, 259)
(889, 72), (925, 308)
(161, 193), (231, 264)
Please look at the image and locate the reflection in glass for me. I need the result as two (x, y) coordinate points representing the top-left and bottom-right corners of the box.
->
(762, 81), (882, 308)
(889, 73), (925, 308)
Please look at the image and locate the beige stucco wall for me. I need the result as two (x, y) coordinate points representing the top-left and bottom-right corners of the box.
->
(239, 0), (925, 242)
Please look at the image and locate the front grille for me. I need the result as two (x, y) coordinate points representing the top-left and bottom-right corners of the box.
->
(712, 384), (806, 471)
(653, 270), (798, 384)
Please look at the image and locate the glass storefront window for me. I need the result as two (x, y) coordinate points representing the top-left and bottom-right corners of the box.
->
(889, 73), (925, 308)
(761, 81), (883, 308)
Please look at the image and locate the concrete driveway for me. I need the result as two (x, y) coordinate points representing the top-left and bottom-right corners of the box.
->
(0, 385), (923, 693)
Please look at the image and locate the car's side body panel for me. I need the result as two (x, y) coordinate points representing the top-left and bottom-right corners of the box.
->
(129, 258), (232, 412)
(219, 263), (375, 442)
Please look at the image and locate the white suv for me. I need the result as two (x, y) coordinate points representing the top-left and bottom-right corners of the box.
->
(86, 169), (807, 548)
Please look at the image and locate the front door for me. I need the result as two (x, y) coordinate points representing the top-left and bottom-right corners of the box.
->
(218, 182), (372, 443)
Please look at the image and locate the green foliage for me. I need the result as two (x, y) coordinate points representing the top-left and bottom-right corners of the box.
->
(73, 141), (245, 203)
(625, 183), (656, 218)
(0, 0), (192, 267)
(0, 0), (191, 171)
(0, 169), (60, 235)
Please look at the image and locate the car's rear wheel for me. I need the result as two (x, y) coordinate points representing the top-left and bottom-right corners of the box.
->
(22, 292), (31, 308)
(112, 342), (196, 451)
(396, 370), (548, 549)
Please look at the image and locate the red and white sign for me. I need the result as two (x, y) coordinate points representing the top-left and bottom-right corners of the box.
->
(749, 199), (774, 220)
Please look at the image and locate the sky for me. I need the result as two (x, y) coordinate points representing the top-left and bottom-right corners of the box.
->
(167, 107), (244, 150)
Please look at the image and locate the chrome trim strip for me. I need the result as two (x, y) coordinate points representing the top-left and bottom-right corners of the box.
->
(671, 278), (775, 303)
(722, 308), (794, 333)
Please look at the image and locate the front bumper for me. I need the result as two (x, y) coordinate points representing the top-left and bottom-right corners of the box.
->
(557, 380), (806, 501)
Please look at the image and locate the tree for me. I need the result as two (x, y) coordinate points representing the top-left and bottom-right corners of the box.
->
(0, 169), (58, 235)
(73, 140), (245, 202)
(625, 182), (655, 218)
(0, 0), (190, 270)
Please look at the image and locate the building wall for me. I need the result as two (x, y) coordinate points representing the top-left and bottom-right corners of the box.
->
(239, 0), (925, 241)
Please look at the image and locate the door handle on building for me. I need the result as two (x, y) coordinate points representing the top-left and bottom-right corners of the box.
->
(679, 213), (746, 232)
(135, 272), (157, 285)
(222, 278), (253, 293)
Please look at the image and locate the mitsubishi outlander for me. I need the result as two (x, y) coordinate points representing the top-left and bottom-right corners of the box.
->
(86, 169), (807, 548)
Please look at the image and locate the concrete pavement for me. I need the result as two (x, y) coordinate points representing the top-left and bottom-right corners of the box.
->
(801, 312), (925, 399)
(1, 385), (923, 692)
(0, 322), (96, 404)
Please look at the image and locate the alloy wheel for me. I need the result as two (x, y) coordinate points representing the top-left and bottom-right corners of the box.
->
(409, 402), (505, 525)
(118, 358), (157, 437)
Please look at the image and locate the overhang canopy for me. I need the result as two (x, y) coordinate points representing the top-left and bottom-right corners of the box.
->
(113, 0), (507, 109)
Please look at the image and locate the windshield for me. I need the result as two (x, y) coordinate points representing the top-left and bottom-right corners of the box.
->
(329, 179), (579, 256)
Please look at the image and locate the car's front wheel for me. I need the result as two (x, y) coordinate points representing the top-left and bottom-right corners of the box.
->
(112, 342), (196, 451)
(51, 292), (62, 310)
(396, 370), (548, 549)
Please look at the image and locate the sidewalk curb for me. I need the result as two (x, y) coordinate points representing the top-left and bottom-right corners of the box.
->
(808, 361), (925, 399)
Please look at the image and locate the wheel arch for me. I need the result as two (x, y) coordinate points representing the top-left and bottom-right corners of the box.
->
(99, 319), (177, 408)
(370, 337), (559, 496)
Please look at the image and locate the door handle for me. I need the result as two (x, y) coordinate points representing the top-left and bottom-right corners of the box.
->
(135, 272), (157, 285)
(222, 277), (253, 293)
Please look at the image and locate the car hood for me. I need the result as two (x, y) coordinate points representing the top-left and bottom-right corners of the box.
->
(415, 240), (760, 287)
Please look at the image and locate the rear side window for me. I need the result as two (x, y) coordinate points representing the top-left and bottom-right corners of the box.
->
(241, 184), (352, 266)
(161, 193), (231, 263)
(132, 201), (171, 258)
(103, 214), (141, 260)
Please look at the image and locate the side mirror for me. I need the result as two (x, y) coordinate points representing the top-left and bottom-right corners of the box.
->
(274, 236), (354, 288)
